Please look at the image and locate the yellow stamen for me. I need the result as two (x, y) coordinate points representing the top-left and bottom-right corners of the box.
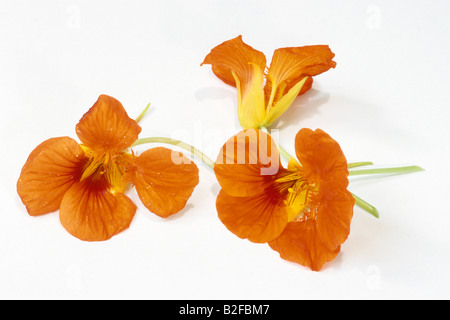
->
(276, 167), (317, 222)
(79, 145), (132, 194)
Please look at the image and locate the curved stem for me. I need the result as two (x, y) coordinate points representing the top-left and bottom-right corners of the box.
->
(132, 137), (215, 169)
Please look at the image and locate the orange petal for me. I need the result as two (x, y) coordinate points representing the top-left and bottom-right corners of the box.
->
(265, 76), (312, 100)
(17, 137), (86, 216)
(294, 128), (354, 250)
(76, 95), (141, 154)
(59, 179), (136, 241)
(269, 219), (341, 271)
(266, 45), (336, 99)
(202, 36), (267, 128)
(201, 35), (266, 88)
(294, 128), (349, 185)
(132, 147), (199, 218)
(214, 129), (283, 198)
(216, 189), (288, 243)
(313, 182), (355, 250)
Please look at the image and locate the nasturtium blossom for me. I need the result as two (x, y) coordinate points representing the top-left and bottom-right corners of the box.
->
(201, 35), (336, 129)
(17, 95), (199, 241)
(214, 128), (354, 271)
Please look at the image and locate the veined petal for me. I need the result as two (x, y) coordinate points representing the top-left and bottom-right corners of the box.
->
(59, 178), (136, 241)
(261, 77), (309, 127)
(76, 95), (142, 154)
(266, 45), (336, 98)
(294, 128), (354, 251)
(132, 147), (199, 218)
(233, 63), (266, 129)
(201, 36), (267, 129)
(17, 137), (86, 216)
(313, 182), (355, 250)
(295, 128), (349, 185)
(201, 35), (266, 88)
(214, 129), (283, 198)
(217, 190), (288, 243)
(269, 219), (341, 271)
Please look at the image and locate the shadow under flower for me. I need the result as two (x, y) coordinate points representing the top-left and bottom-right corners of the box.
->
(270, 89), (331, 130)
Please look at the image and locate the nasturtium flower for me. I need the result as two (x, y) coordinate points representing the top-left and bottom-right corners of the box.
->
(17, 95), (199, 241)
(201, 35), (336, 129)
(214, 128), (354, 271)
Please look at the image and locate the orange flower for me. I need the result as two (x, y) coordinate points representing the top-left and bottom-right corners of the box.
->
(201, 35), (336, 129)
(214, 128), (354, 271)
(17, 95), (199, 241)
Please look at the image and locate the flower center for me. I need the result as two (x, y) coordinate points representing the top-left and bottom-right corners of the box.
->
(285, 178), (317, 222)
(275, 164), (318, 222)
(79, 145), (133, 194)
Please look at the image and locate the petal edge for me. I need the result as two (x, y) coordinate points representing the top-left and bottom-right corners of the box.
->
(76, 95), (141, 153)
(269, 220), (341, 271)
(59, 180), (137, 241)
(17, 137), (86, 216)
(133, 147), (199, 218)
(217, 190), (288, 243)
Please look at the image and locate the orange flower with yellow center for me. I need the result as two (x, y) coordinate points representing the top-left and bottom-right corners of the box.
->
(214, 128), (354, 271)
(201, 35), (336, 129)
(17, 95), (199, 241)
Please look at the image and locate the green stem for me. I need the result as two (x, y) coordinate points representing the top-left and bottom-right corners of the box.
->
(349, 165), (424, 176)
(352, 192), (379, 218)
(135, 103), (151, 123)
(348, 162), (374, 169)
(260, 126), (298, 163)
(132, 137), (215, 169)
(277, 143), (296, 163)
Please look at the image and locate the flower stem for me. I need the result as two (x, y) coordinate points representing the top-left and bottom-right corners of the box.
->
(349, 165), (424, 176)
(135, 103), (151, 123)
(351, 192), (379, 218)
(277, 143), (297, 163)
(260, 126), (299, 163)
(132, 137), (215, 169)
(348, 162), (374, 169)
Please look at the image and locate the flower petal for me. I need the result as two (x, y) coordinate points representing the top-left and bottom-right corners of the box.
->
(132, 147), (199, 218)
(313, 182), (355, 250)
(298, 76), (313, 96)
(202, 36), (267, 129)
(267, 45), (336, 97)
(294, 129), (355, 250)
(216, 190), (288, 243)
(269, 219), (341, 271)
(59, 179), (137, 241)
(201, 35), (266, 88)
(76, 95), (142, 154)
(295, 128), (349, 184)
(17, 137), (86, 216)
(233, 63), (266, 129)
(262, 76), (309, 127)
(214, 129), (282, 198)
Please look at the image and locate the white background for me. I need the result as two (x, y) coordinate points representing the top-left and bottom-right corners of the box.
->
(1, 0), (449, 300)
